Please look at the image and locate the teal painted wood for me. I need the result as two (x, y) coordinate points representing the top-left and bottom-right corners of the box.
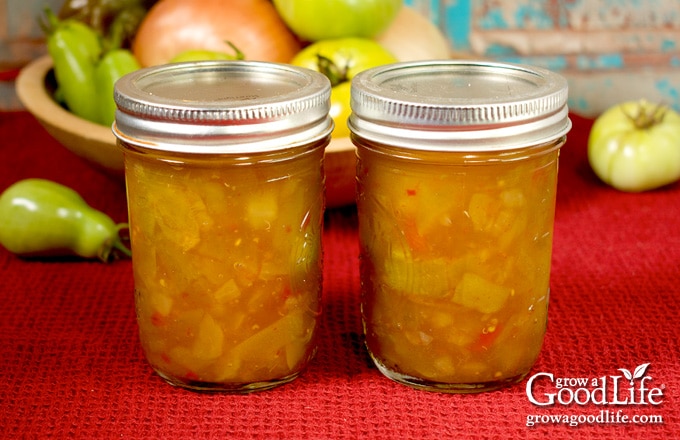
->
(404, 0), (680, 115)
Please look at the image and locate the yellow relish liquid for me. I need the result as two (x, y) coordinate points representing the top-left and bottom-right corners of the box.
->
(124, 143), (325, 392)
(356, 139), (562, 392)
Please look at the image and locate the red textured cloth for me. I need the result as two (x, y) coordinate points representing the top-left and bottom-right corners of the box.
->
(0, 111), (678, 439)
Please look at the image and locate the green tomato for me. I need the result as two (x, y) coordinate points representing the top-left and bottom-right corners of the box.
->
(328, 82), (352, 138)
(291, 38), (397, 138)
(0, 179), (130, 262)
(169, 42), (245, 63)
(588, 100), (680, 192)
(292, 38), (398, 79)
(273, 0), (402, 42)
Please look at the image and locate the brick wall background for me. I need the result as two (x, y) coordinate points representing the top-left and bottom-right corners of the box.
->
(406, 0), (680, 117)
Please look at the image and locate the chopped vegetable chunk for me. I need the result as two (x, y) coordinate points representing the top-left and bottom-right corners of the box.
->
(453, 272), (511, 314)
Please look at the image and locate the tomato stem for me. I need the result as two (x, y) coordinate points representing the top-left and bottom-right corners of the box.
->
(315, 54), (349, 87)
(621, 100), (667, 129)
(224, 41), (245, 60)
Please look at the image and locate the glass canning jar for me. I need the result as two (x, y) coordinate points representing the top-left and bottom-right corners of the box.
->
(349, 60), (571, 393)
(113, 61), (332, 392)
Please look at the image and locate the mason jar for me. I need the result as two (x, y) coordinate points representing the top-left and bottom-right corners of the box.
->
(349, 60), (571, 393)
(113, 61), (332, 392)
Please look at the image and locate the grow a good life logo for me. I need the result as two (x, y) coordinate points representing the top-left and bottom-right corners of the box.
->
(525, 363), (666, 427)
(527, 362), (664, 406)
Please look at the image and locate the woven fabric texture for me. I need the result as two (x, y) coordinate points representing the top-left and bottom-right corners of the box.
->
(0, 111), (677, 439)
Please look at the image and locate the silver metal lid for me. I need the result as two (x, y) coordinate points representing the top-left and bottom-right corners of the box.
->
(113, 61), (333, 154)
(348, 60), (571, 151)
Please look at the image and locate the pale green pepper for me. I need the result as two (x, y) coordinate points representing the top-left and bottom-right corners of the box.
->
(42, 8), (102, 122)
(95, 48), (141, 126)
(0, 179), (130, 262)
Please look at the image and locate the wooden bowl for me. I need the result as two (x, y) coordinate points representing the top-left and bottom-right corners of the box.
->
(16, 55), (357, 208)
